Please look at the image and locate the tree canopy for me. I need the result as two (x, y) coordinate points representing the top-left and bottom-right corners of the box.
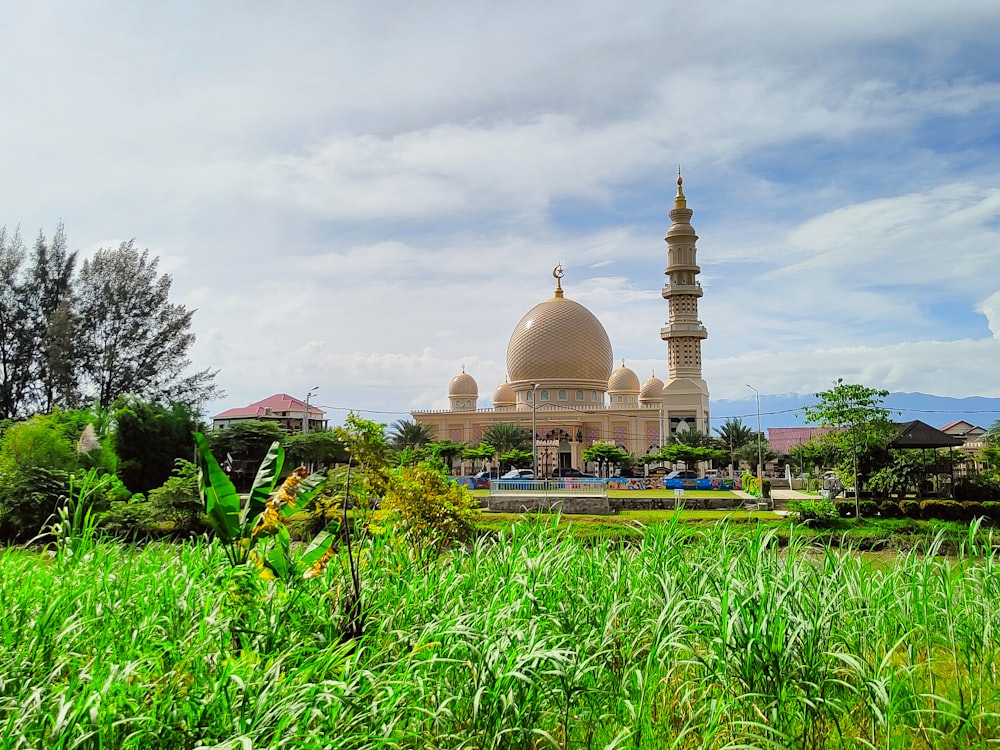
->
(0, 225), (219, 417)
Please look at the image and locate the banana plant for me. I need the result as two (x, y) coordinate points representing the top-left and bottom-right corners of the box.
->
(194, 432), (339, 579)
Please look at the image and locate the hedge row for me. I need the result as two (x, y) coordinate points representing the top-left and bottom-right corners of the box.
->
(834, 498), (1000, 523)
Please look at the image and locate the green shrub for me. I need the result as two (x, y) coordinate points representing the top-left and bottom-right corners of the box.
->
(835, 499), (856, 517)
(899, 499), (921, 518)
(961, 502), (987, 522)
(981, 502), (1000, 523)
(761, 478), (772, 498)
(858, 499), (879, 518)
(100, 459), (207, 538)
(878, 501), (903, 518)
(954, 475), (1000, 502)
(920, 499), (964, 522)
(0, 466), (71, 541)
(786, 499), (839, 525)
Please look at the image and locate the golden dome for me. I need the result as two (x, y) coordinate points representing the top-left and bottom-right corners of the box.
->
(448, 369), (478, 397)
(492, 380), (515, 407)
(639, 373), (665, 404)
(506, 290), (613, 385)
(608, 361), (640, 394)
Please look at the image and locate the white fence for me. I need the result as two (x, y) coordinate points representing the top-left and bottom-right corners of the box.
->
(489, 479), (608, 497)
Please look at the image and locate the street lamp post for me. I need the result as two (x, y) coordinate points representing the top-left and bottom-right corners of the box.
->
(531, 383), (539, 478)
(303, 386), (319, 434)
(746, 384), (763, 487)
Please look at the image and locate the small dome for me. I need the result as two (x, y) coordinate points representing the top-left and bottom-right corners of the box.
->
(639, 373), (665, 404)
(608, 361), (640, 394)
(448, 369), (478, 397)
(493, 380), (515, 407)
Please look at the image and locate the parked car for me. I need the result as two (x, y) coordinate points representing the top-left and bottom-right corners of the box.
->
(664, 470), (698, 480)
(473, 468), (503, 480)
(548, 467), (594, 478)
(500, 468), (534, 480)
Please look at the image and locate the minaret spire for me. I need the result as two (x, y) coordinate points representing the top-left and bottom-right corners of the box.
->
(660, 173), (710, 430)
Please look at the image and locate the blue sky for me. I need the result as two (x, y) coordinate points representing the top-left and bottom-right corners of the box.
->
(2, 1), (1000, 430)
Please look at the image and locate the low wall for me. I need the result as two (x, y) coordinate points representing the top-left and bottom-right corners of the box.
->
(611, 496), (746, 511)
(487, 495), (614, 515)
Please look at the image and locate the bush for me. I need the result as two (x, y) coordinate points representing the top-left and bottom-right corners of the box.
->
(960, 502), (987, 522)
(786, 499), (839, 526)
(920, 499), (964, 522)
(954, 475), (1000, 502)
(899, 499), (921, 518)
(376, 461), (480, 549)
(101, 459), (207, 537)
(981, 502), (1000, 524)
(835, 500), (856, 517)
(0, 466), (71, 541)
(761, 478), (771, 498)
(878, 501), (903, 518)
(858, 499), (879, 518)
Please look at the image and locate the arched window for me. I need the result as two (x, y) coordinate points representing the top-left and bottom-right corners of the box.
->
(617, 395), (623, 403)
(591, 391), (598, 401)
(526, 391), (533, 402)
(576, 390), (584, 401)
(541, 390), (550, 401)
(558, 390), (567, 401)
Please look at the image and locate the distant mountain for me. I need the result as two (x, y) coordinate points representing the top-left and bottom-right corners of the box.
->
(710, 392), (1000, 432)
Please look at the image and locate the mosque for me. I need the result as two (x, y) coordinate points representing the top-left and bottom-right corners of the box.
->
(410, 174), (711, 475)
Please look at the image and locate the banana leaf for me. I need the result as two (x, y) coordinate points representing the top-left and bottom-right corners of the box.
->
(193, 432), (240, 543)
(262, 524), (292, 580)
(298, 520), (341, 569)
(241, 441), (284, 535)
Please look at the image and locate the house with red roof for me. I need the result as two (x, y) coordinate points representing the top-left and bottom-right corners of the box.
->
(212, 393), (327, 433)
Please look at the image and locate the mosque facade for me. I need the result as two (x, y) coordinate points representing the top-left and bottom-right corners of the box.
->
(410, 175), (711, 475)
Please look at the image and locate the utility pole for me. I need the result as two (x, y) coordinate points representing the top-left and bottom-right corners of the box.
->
(531, 383), (539, 478)
(303, 386), (318, 434)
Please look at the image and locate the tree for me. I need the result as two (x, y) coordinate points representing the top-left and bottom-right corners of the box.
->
(715, 418), (755, 452)
(671, 429), (713, 448)
(481, 423), (531, 455)
(0, 226), (34, 419)
(386, 419), (436, 451)
(283, 430), (349, 469)
(27, 224), (77, 412)
(583, 443), (631, 477)
(75, 240), (220, 409)
(208, 420), (286, 489)
(803, 380), (895, 516)
(114, 399), (201, 494)
(985, 419), (1000, 447)
(426, 439), (466, 474)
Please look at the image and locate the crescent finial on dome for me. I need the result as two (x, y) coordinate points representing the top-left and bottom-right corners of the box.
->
(552, 263), (565, 298)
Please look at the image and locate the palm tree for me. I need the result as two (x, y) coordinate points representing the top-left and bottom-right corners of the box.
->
(481, 422), (531, 455)
(387, 419), (436, 451)
(714, 418), (755, 452)
(671, 428), (712, 448)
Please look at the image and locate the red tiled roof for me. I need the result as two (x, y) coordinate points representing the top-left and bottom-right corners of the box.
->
(213, 393), (324, 420)
(767, 427), (833, 455)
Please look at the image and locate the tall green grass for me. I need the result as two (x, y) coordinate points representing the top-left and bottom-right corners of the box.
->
(2, 519), (1000, 748)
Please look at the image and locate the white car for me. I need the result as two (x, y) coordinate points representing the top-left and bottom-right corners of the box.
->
(500, 468), (534, 480)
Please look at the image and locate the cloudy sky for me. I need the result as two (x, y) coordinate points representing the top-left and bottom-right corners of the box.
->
(3, 1), (1000, 429)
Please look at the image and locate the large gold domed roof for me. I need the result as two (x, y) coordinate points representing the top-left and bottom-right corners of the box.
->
(506, 270), (613, 385)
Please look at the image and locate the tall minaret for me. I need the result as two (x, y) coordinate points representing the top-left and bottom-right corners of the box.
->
(660, 170), (710, 433)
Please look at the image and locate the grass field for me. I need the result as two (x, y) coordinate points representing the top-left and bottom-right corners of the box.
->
(3, 518), (1000, 748)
